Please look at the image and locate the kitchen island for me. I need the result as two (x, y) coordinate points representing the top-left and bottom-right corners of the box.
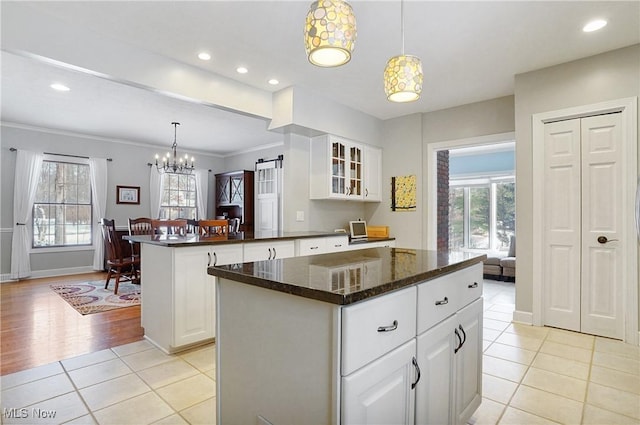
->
(208, 248), (486, 425)
(126, 231), (395, 354)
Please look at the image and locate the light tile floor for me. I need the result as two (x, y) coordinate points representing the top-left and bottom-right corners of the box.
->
(1, 280), (639, 425)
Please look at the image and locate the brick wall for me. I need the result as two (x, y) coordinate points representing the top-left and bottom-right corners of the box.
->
(436, 150), (449, 251)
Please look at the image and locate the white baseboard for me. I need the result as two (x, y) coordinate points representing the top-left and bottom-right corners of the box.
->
(1, 266), (98, 283)
(512, 310), (533, 325)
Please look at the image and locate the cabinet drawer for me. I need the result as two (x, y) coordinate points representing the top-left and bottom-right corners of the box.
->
(210, 244), (243, 266)
(342, 287), (417, 376)
(458, 262), (483, 309)
(325, 235), (349, 252)
(417, 272), (461, 334)
(296, 238), (327, 256)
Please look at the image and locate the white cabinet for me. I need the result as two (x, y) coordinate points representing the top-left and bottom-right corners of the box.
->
(243, 240), (295, 262)
(296, 235), (349, 256)
(310, 135), (381, 202)
(342, 339), (417, 425)
(415, 287), (483, 425)
(364, 145), (382, 202)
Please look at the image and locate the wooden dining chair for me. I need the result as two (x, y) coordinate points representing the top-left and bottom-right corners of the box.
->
(101, 218), (140, 294)
(186, 218), (199, 234)
(150, 219), (188, 236)
(128, 217), (153, 256)
(198, 219), (229, 236)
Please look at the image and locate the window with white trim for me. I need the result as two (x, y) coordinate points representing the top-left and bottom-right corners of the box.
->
(33, 160), (92, 248)
(159, 173), (197, 219)
(449, 176), (515, 252)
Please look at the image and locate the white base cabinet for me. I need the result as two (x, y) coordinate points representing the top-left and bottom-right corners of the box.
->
(342, 339), (417, 425)
(216, 260), (483, 425)
(415, 298), (483, 425)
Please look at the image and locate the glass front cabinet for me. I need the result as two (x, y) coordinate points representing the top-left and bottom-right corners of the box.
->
(311, 135), (380, 202)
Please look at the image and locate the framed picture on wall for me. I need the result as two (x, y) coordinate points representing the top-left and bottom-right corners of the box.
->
(116, 185), (140, 205)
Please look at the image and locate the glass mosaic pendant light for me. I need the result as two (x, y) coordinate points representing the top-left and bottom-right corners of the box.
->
(304, 0), (357, 67)
(384, 0), (423, 102)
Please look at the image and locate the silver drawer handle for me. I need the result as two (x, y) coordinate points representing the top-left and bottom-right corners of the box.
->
(377, 320), (398, 332)
(468, 282), (478, 289)
(310, 246), (319, 250)
(435, 297), (449, 306)
(334, 244), (343, 247)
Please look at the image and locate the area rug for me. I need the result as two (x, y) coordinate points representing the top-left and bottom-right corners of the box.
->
(50, 280), (141, 315)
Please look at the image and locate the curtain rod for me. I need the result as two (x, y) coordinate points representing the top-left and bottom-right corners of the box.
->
(9, 147), (112, 161)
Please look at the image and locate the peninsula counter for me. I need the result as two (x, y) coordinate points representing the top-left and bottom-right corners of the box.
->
(126, 231), (395, 353)
(208, 248), (486, 425)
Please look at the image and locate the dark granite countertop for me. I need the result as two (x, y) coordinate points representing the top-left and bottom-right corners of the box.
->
(125, 230), (353, 247)
(208, 248), (486, 305)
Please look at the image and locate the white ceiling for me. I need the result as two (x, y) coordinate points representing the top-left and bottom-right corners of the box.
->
(2, 1), (639, 156)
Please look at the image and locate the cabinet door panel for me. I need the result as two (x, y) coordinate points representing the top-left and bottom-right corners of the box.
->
(174, 248), (214, 346)
(342, 339), (416, 425)
(210, 245), (243, 266)
(455, 298), (483, 425)
(416, 315), (456, 425)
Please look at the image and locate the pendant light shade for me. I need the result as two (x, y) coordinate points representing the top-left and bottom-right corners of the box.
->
(304, 0), (357, 67)
(384, 54), (423, 102)
(384, 0), (423, 102)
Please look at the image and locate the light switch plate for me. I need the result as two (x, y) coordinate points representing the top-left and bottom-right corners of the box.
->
(296, 211), (304, 221)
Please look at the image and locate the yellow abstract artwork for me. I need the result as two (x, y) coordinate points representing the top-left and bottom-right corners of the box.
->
(391, 175), (416, 211)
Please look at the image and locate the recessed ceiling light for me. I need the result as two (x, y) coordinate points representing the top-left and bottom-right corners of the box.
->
(236, 67), (248, 74)
(50, 83), (70, 92)
(268, 79), (279, 85)
(198, 52), (211, 61)
(583, 19), (607, 32)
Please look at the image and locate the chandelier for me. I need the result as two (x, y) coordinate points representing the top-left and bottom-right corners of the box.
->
(154, 122), (195, 175)
(383, 0), (423, 102)
(304, 0), (357, 67)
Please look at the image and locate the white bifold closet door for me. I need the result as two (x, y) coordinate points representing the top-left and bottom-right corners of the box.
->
(543, 112), (624, 339)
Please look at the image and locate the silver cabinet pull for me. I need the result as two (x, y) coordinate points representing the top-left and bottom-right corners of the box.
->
(411, 357), (421, 389)
(468, 282), (478, 289)
(268, 248), (272, 260)
(334, 244), (343, 248)
(377, 320), (398, 332)
(454, 328), (463, 354)
(207, 252), (211, 267)
(213, 252), (218, 266)
(458, 325), (467, 348)
(273, 247), (277, 258)
(435, 297), (449, 306)
(310, 246), (319, 250)
(365, 188), (369, 197)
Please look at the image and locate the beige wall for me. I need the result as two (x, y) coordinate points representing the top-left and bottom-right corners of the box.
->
(514, 44), (640, 317)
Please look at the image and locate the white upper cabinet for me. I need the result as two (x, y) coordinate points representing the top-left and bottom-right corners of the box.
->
(310, 135), (381, 202)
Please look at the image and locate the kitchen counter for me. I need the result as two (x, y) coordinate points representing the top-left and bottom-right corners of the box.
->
(208, 248), (485, 305)
(212, 248), (485, 424)
(126, 231), (395, 248)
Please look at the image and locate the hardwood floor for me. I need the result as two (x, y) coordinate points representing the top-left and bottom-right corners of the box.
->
(0, 272), (143, 376)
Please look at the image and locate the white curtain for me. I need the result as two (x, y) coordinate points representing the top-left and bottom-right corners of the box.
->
(10, 150), (43, 279)
(150, 169), (164, 218)
(89, 158), (108, 270)
(195, 169), (209, 219)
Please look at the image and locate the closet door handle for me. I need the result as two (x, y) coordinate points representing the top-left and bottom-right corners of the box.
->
(435, 296), (449, 306)
(377, 320), (398, 332)
(597, 236), (618, 244)
(411, 357), (421, 390)
(454, 328), (463, 354)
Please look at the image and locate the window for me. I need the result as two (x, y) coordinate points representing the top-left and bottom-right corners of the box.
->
(160, 173), (197, 219)
(448, 177), (515, 252)
(33, 160), (92, 248)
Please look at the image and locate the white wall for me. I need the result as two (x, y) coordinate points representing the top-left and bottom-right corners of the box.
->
(514, 44), (640, 319)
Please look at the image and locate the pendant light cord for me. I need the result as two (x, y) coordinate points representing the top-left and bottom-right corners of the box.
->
(401, 0), (405, 55)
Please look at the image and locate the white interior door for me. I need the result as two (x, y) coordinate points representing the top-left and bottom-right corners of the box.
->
(543, 119), (582, 332)
(580, 113), (623, 339)
(543, 112), (624, 339)
(255, 161), (282, 232)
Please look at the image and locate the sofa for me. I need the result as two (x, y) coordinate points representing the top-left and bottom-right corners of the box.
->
(482, 235), (516, 281)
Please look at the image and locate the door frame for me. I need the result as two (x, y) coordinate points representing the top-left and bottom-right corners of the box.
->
(532, 97), (638, 344)
(423, 132), (515, 250)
